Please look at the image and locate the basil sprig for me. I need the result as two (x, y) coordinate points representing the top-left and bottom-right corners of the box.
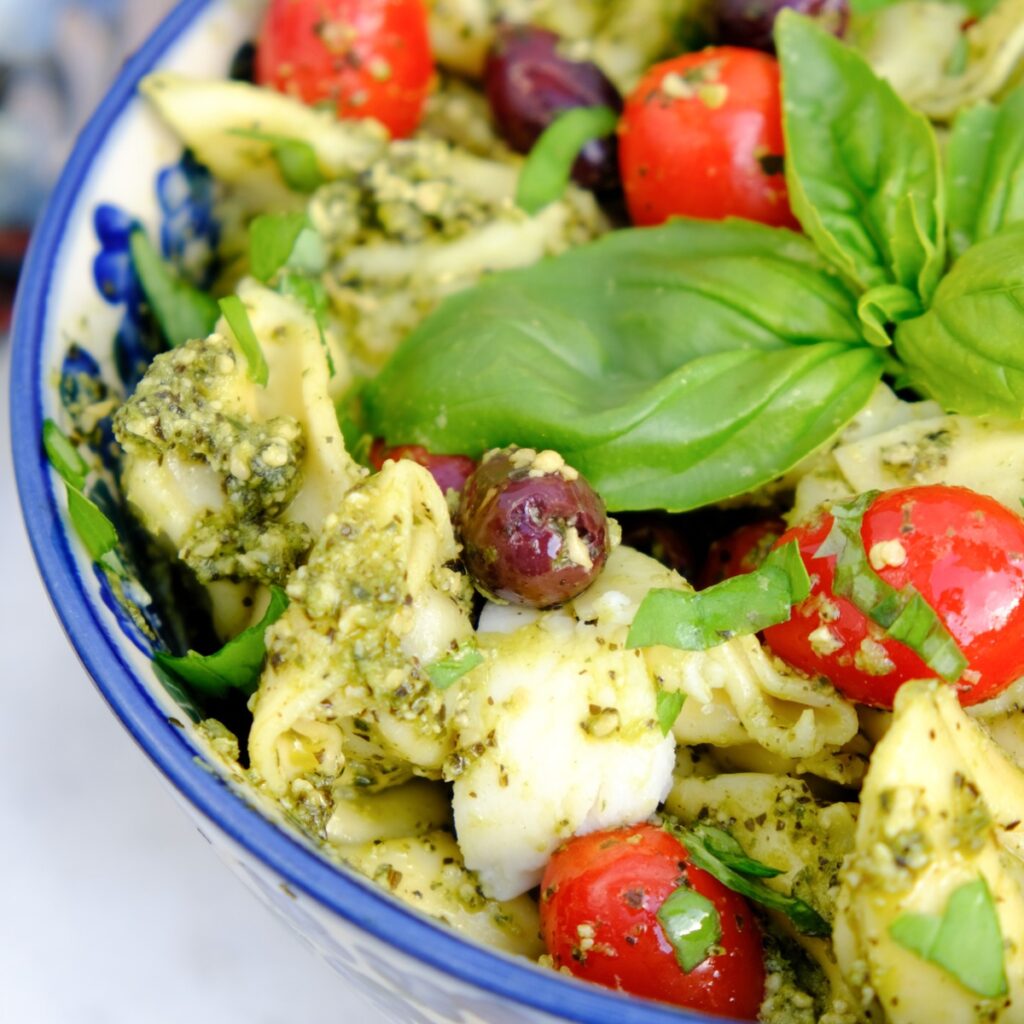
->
(656, 887), (722, 973)
(250, 212), (309, 282)
(515, 106), (618, 215)
(817, 493), (968, 683)
(363, 15), (1024, 509)
(154, 586), (289, 699)
(626, 540), (810, 652)
(890, 876), (1007, 998)
(130, 229), (219, 349)
(219, 295), (268, 387)
(426, 644), (485, 690)
(365, 218), (881, 513)
(678, 823), (830, 936)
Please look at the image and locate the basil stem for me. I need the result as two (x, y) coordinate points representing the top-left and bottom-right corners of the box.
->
(229, 128), (324, 192)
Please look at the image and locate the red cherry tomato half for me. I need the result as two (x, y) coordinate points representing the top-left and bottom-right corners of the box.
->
(763, 485), (1024, 709)
(618, 47), (798, 228)
(370, 439), (476, 494)
(540, 824), (765, 1019)
(255, 0), (433, 138)
(699, 518), (787, 589)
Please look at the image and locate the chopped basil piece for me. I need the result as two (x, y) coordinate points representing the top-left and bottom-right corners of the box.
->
(129, 229), (220, 349)
(249, 212), (309, 282)
(656, 886), (722, 973)
(43, 420), (124, 574)
(656, 689), (685, 736)
(890, 877), (1007, 998)
(679, 825), (830, 936)
(153, 586), (289, 699)
(230, 128), (324, 192)
(219, 295), (268, 387)
(67, 486), (122, 573)
(43, 418), (88, 490)
(689, 824), (783, 879)
(278, 271), (335, 377)
(817, 493), (968, 683)
(426, 645), (484, 690)
(516, 106), (618, 215)
(626, 540), (810, 652)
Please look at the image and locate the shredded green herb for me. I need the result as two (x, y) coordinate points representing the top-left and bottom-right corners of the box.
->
(219, 295), (268, 387)
(817, 492), (968, 682)
(627, 540), (810, 652)
(426, 645), (485, 690)
(249, 212), (309, 282)
(656, 886), (722, 973)
(516, 105), (617, 215)
(890, 876), (1007, 998)
(130, 229), (220, 349)
(676, 824), (829, 936)
(230, 128), (324, 192)
(153, 586), (289, 699)
(655, 689), (685, 736)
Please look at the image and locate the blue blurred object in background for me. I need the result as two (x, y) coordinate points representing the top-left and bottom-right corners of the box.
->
(0, 0), (174, 326)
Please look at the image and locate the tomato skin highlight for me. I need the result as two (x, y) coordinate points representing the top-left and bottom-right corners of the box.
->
(255, 0), (433, 139)
(699, 518), (787, 589)
(618, 47), (797, 228)
(763, 485), (1024, 709)
(540, 824), (765, 1019)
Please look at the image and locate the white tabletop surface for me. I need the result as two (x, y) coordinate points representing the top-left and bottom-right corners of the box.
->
(1, 338), (384, 1023)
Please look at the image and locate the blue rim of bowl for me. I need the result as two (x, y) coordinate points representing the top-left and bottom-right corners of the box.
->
(10, 4), (743, 1023)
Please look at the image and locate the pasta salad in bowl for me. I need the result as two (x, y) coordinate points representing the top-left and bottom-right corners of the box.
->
(12, 0), (1024, 1020)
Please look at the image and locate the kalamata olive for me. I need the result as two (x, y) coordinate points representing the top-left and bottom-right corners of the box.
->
(713, 0), (848, 51)
(484, 25), (623, 193)
(457, 446), (610, 608)
(370, 440), (476, 495)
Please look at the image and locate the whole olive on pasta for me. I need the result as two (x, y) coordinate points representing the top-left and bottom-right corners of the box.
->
(484, 24), (622, 193)
(457, 446), (609, 608)
(713, 0), (848, 52)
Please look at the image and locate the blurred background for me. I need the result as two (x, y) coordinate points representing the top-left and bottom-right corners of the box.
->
(1, 2), (375, 1020)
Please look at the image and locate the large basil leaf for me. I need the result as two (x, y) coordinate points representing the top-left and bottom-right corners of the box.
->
(777, 13), (945, 305)
(947, 87), (1024, 260)
(894, 226), (1024, 417)
(364, 220), (882, 512)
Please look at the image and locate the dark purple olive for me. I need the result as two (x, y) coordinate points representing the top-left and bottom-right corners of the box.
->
(713, 0), (848, 51)
(484, 25), (623, 194)
(457, 446), (610, 608)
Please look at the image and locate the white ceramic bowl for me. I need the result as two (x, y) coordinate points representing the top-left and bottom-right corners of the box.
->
(10, 3), (736, 1021)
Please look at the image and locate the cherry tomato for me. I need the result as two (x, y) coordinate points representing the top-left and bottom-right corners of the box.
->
(699, 518), (786, 589)
(763, 485), (1024, 709)
(540, 824), (765, 1019)
(255, 0), (433, 139)
(370, 439), (476, 494)
(618, 47), (797, 228)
